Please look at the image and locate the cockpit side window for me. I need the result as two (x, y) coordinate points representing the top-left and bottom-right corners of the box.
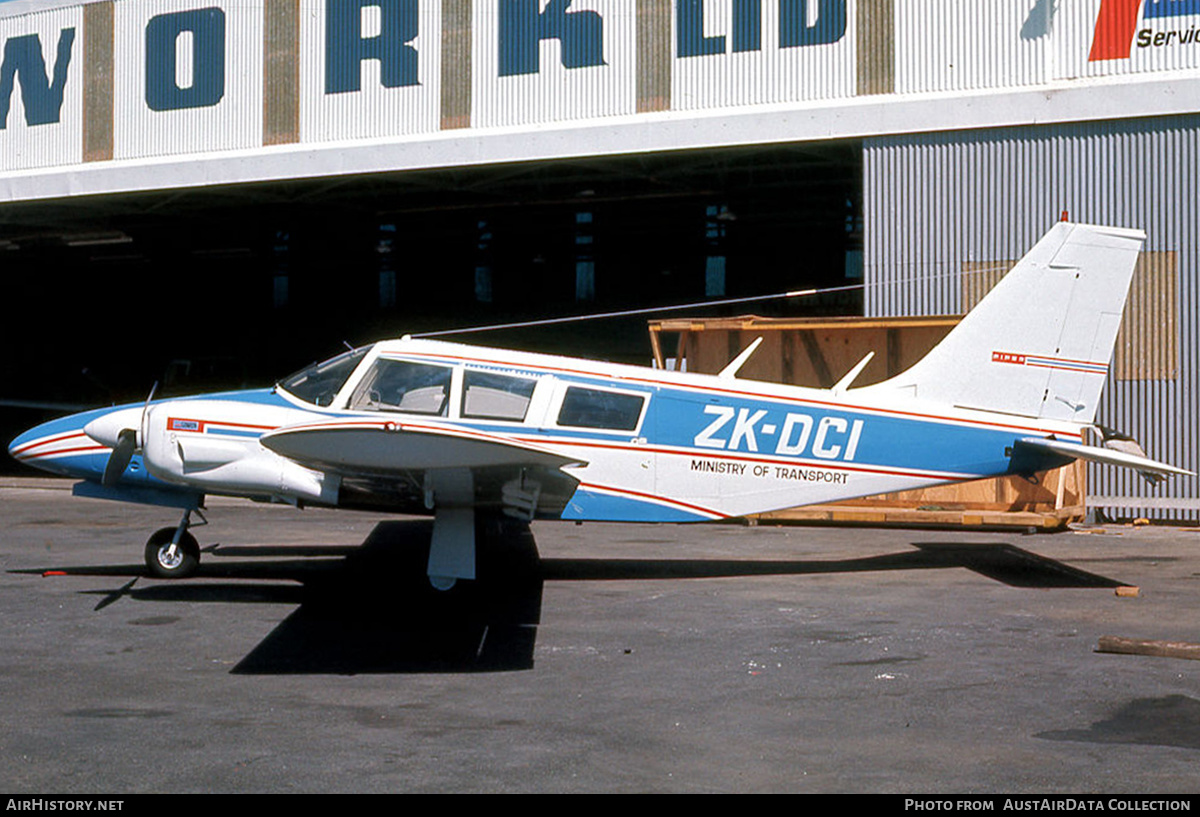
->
(349, 358), (452, 416)
(461, 370), (537, 422)
(557, 386), (645, 431)
(277, 346), (369, 407)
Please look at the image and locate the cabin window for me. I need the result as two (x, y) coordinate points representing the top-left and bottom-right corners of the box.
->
(462, 370), (537, 421)
(278, 346), (370, 407)
(349, 358), (452, 416)
(557, 386), (645, 431)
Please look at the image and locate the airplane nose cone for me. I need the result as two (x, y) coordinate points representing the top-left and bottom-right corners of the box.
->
(83, 407), (144, 448)
(8, 424), (43, 460)
(9, 410), (106, 477)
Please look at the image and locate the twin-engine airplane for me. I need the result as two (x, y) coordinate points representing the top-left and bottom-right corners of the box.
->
(9, 222), (1191, 587)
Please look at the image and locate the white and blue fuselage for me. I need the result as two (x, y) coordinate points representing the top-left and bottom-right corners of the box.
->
(9, 337), (1082, 524)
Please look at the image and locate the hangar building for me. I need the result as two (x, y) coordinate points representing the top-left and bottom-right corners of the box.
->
(1, 0), (1197, 515)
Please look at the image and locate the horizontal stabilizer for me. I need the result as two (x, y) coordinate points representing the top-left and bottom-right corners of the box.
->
(1015, 437), (1193, 479)
(261, 418), (585, 476)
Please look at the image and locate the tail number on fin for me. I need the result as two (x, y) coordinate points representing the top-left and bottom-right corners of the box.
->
(694, 406), (864, 461)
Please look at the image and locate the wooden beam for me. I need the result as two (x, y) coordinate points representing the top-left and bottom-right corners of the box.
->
(647, 315), (961, 333)
(1097, 636), (1200, 661)
(648, 326), (665, 369)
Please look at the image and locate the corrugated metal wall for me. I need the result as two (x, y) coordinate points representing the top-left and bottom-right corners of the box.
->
(9, 0), (1200, 179)
(671, 0), (855, 110)
(894, 0), (1051, 93)
(894, 0), (1200, 93)
(863, 115), (1200, 518)
(113, 0), (262, 160)
(0, 2), (82, 169)
(471, 0), (637, 128)
(299, 0), (441, 141)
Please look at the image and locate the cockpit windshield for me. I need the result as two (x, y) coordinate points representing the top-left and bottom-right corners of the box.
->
(277, 345), (371, 407)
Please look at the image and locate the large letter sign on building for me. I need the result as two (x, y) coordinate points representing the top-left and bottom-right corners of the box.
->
(325, 0), (420, 93)
(676, 0), (845, 58)
(144, 8), (225, 111)
(498, 0), (605, 76)
(671, 0), (852, 111)
(779, 0), (845, 48)
(303, 0), (438, 142)
(114, 0), (261, 160)
(3, 0), (1200, 183)
(0, 27), (74, 128)
(475, 0), (630, 128)
(677, 0), (761, 57)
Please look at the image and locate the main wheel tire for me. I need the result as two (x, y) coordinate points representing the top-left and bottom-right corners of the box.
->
(144, 527), (200, 579)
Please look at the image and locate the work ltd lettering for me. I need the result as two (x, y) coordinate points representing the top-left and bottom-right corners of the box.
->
(499, 0), (606, 76)
(0, 28), (73, 128)
(325, 0), (419, 92)
(145, 8), (225, 111)
(676, 0), (847, 57)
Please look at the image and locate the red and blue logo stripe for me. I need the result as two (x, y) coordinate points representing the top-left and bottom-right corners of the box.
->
(1091, 0), (1200, 61)
(992, 350), (1109, 375)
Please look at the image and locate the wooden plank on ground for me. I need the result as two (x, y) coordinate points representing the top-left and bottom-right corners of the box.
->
(1097, 637), (1200, 661)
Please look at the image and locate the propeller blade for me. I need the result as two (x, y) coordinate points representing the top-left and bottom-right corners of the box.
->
(102, 428), (138, 487)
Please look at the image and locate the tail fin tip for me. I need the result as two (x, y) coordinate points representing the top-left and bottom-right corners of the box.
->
(860, 221), (1146, 424)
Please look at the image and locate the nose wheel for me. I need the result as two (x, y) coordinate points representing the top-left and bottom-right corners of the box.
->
(145, 528), (200, 578)
(144, 510), (203, 579)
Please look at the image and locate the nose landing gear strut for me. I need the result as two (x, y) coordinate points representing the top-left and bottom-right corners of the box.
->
(144, 508), (205, 579)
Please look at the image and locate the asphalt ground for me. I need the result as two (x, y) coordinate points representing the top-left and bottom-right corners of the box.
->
(2, 477), (1199, 794)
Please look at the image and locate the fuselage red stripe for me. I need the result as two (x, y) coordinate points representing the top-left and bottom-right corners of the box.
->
(10, 431), (89, 457)
(577, 481), (728, 519)
(530, 436), (975, 481)
(18, 444), (108, 460)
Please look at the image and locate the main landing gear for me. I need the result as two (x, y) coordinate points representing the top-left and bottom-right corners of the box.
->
(144, 509), (204, 579)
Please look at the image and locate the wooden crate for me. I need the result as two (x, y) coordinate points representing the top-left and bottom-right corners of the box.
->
(648, 315), (1086, 530)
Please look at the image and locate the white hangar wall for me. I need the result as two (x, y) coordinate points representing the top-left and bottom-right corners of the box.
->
(4, 0), (1200, 198)
(864, 116), (1200, 518)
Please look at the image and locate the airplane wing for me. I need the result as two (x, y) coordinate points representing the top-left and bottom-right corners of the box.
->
(261, 417), (587, 588)
(1015, 437), (1194, 480)
(259, 417), (585, 476)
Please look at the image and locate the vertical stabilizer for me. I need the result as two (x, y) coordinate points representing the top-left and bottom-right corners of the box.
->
(858, 222), (1145, 423)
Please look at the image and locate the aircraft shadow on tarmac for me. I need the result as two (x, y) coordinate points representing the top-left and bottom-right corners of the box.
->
(15, 522), (1125, 675)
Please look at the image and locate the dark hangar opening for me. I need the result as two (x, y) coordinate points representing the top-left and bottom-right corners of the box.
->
(1, 141), (862, 467)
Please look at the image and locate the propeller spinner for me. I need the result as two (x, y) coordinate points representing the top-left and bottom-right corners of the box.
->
(82, 386), (157, 487)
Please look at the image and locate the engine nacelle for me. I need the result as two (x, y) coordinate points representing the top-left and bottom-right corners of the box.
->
(141, 401), (340, 506)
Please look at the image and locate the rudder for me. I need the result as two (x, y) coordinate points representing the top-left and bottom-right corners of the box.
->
(857, 222), (1146, 423)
